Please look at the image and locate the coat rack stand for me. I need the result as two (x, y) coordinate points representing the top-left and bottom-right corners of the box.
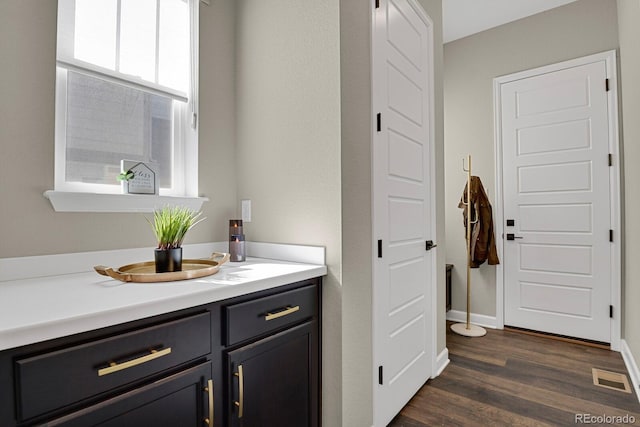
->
(451, 154), (487, 338)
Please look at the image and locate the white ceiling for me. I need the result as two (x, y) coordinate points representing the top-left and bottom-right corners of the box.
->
(443, 0), (578, 43)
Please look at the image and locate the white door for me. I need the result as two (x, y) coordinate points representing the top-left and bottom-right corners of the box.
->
(499, 54), (616, 343)
(372, 0), (435, 425)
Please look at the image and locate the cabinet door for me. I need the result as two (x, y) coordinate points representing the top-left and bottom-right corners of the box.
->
(227, 322), (318, 427)
(48, 362), (214, 427)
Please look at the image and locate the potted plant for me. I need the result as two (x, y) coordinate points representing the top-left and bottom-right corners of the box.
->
(117, 169), (135, 194)
(117, 170), (135, 182)
(148, 206), (205, 273)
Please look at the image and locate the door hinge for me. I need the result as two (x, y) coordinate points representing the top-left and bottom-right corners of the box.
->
(606, 78), (610, 92)
(378, 366), (383, 384)
(610, 305), (613, 318)
(375, 0), (380, 8)
(608, 153), (613, 166)
(377, 239), (382, 258)
(376, 113), (381, 132)
(609, 229), (614, 242)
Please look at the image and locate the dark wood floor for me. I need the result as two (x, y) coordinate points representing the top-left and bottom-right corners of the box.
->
(389, 323), (640, 426)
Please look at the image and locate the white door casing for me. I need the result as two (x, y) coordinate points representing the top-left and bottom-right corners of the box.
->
(494, 50), (621, 348)
(372, 0), (436, 425)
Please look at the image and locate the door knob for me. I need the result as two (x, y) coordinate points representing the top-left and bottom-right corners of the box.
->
(425, 240), (437, 251)
(506, 234), (523, 241)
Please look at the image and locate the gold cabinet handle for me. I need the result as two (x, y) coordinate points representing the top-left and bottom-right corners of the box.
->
(204, 379), (214, 426)
(265, 305), (300, 321)
(234, 364), (244, 418)
(97, 347), (172, 376)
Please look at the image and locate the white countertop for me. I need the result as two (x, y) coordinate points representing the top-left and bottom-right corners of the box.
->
(0, 255), (326, 352)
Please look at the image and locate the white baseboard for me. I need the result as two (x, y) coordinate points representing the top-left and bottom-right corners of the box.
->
(446, 310), (498, 329)
(621, 339), (640, 404)
(432, 347), (449, 378)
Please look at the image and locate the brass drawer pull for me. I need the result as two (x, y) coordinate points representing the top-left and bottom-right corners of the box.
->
(234, 364), (244, 418)
(265, 305), (300, 321)
(204, 379), (214, 426)
(97, 347), (172, 377)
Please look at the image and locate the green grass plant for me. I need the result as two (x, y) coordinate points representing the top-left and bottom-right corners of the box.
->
(148, 206), (205, 250)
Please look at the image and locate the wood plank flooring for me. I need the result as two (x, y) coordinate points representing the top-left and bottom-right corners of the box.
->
(388, 323), (640, 426)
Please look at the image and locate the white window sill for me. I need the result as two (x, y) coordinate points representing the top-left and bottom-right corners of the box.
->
(43, 191), (209, 213)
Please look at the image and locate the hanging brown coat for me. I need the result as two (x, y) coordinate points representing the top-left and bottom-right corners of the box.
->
(458, 176), (500, 268)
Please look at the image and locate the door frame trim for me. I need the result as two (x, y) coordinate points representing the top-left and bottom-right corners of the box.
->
(492, 50), (621, 351)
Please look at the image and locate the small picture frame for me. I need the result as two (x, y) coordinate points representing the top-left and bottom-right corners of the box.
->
(120, 160), (159, 195)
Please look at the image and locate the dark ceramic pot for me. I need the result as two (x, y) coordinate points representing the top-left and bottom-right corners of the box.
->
(154, 247), (183, 273)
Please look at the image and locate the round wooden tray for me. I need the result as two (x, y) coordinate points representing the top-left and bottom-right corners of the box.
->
(94, 252), (230, 283)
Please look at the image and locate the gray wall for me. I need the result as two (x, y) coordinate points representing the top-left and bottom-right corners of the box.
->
(340, 0), (373, 425)
(443, 0), (619, 317)
(341, 0), (445, 425)
(234, 1), (342, 425)
(0, 0), (237, 258)
(617, 0), (640, 379)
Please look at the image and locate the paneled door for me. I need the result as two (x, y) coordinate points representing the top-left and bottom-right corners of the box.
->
(372, 0), (435, 425)
(497, 52), (619, 343)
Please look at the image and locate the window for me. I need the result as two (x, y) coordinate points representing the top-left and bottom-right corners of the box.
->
(54, 0), (198, 198)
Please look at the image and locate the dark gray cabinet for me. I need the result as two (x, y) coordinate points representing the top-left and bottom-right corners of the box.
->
(0, 277), (321, 427)
(15, 313), (211, 421)
(222, 283), (320, 426)
(227, 322), (318, 427)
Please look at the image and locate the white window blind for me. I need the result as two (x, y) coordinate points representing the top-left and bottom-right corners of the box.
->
(57, 0), (190, 102)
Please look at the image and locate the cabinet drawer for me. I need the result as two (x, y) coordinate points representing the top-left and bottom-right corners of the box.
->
(15, 312), (211, 421)
(224, 284), (317, 346)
